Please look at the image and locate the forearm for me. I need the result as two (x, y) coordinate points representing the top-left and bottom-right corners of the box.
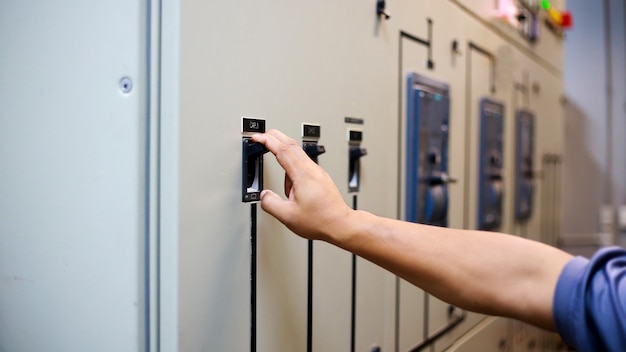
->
(328, 210), (573, 330)
(253, 130), (573, 331)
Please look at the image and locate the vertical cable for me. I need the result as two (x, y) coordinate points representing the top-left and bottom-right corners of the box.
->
(251, 203), (257, 352)
(350, 195), (358, 352)
(307, 239), (313, 352)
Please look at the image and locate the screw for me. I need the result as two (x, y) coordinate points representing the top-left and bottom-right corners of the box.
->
(119, 77), (133, 94)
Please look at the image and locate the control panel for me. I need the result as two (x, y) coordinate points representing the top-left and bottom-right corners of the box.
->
(348, 129), (367, 193)
(477, 98), (505, 231)
(242, 117), (269, 202)
(514, 110), (535, 221)
(405, 73), (452, 226)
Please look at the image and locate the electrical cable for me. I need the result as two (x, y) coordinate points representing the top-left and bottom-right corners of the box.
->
(307, 238), (313, 352)
(251, 203), (257, 352)
(350, 194), (358, 352)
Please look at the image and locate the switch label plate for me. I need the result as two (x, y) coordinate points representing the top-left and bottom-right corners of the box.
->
(302, 123), (321, 140)
(348, 129), (363, 144)
(241, 117), (266, 135)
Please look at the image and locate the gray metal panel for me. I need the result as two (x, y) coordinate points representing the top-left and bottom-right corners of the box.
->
(0, 1), (147, 351)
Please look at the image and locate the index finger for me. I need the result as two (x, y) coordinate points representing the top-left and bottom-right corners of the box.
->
(251, 129), (309, 176)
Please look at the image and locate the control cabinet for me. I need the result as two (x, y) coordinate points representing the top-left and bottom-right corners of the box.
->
(405, 73), (451, 227)
(514, 110), (535, 221)
(477, 98), (505, 231)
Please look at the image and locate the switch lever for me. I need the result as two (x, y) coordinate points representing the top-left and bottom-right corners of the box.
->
(348, 146), (367, 192)
(350, 147), (367, 160)
(376, 0), (391, 19)
(304, 143), (326, 164)
(247, 141), (269, 158)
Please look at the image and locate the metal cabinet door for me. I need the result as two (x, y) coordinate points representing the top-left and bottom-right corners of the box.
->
(0, 1), (148, 351)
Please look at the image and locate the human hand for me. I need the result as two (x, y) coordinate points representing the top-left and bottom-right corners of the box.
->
(251, 129), (354, 242)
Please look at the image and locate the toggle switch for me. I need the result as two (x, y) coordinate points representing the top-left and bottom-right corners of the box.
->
(350, 146), (367, 160)
(304, 143), (326, 163)
(241, 117), (268, 203)
(301, 123), (326, 164)
(348, 129), (366, 193)
(376, 0), (391, 19)
(349, 147), (367, 191)
(242, 138), (269, 202)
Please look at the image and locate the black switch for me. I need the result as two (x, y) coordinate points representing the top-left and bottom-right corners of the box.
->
(348, 146), (367, 193)
(242, 138), (269, 202)
(303, 143), (326, 164)
(376, 0), (390, 19)
(247, 140), (268, 159)
(350, 147), (367, 160)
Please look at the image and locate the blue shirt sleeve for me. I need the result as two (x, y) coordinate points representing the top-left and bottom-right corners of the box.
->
(553, 246), (626, 351)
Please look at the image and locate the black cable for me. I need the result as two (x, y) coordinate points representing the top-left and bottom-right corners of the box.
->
(408, 310), (467, 352)
(307, 239), (313, 352)
(350, 194), (358, 352)
(251, 203), (257, 352)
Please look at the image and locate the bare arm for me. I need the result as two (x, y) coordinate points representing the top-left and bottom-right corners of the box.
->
(252, 129), (573, 331)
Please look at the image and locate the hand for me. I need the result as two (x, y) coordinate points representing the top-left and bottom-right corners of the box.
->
(252, 130), (353, 242)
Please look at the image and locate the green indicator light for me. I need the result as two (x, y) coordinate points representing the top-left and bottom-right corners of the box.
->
(541, 0), (551, 10)
(435, 94), (442, 101)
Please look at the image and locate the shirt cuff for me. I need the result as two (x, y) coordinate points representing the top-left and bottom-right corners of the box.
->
(553, 256), (589, 347)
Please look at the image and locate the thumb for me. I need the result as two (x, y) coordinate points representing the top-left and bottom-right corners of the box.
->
(259, 189), (292, 224)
